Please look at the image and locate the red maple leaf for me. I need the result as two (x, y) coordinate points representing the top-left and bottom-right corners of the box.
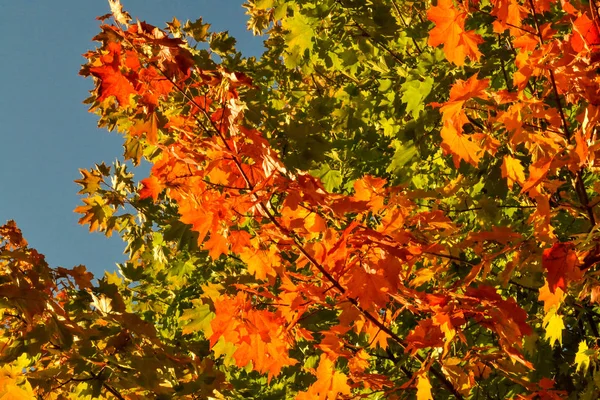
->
(542, 242), (583, 293)
(571, 13), (600, 53)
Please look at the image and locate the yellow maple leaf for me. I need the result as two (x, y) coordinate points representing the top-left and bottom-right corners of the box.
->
(575, 341), (592, 374)
(0, 366), (34, 399)
(416, 371), (433, 400)
(543, 310), (564, 347)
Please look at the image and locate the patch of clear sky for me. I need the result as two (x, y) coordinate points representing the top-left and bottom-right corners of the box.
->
(0, 1), (264, 276)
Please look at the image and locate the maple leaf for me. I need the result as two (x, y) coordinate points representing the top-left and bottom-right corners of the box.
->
(575, 341), (592, 374)
(436, 75), (490, 167)
(74, 169), (104, 195)
(209, 293), (297, 381)
(0, 366), (35, 399)
(281, 10), (315, 67)
(239, 245), (280, 280)
(180, 302), (214, 335)
(543, 309), (564, 347)
(490, 0), (524, 32)
(538, 281), (564, 313)
(89, 42), (137, 106)
(56, 265), (94, 289)
(348, 349), (370, 374)
(139, 175), (165, 202)
(427, 0), (484, 65)
(130, 113), (158, 144)
(573, 130), (589, 168)
(90, 292), (113, 315)
(138, 66), (174, 106)
(467, 226), (522, 245)
(416, 371), (433, 400)
(204, 232), (229, 260)
(542, 242), (582, 293)
(352, 175), (387, 211)
(571, 13), (600, 53)
(296, 354), (351, 400)
(441, 358), (475, 396)
(440, 123), (482, 167)
(108, 0), (131, 26)
(405, 319), (445, 355)
(501, 155), (526, 190)
(520, 158), (552, 194)
(450, 74), (490, 102)
(0, 221), (28, 249)
(73, 195), (115, 234)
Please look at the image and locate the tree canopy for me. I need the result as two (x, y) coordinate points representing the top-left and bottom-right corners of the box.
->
(2, 0), (600, 398)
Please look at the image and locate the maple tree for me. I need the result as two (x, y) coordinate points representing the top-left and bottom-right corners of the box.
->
(4, 0), (600, 398)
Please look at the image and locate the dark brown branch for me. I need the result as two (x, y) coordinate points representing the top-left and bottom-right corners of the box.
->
(497, 35), (513, 92)
(351, 23), (405, 66)
(103, 383), (126, 400)
(391, 0), (423, 55)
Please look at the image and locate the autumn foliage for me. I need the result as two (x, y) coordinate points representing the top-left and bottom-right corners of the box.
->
(3, 0), (600, 398)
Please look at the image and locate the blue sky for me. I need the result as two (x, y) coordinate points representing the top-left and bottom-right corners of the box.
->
(0, 1), (263, 276)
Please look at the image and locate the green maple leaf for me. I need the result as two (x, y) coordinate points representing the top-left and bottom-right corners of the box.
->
(210, 31), (237, 56)
(387, 140), (417, 174)
(311, 164), (342, 192)
(184, 17), (211, 42)
(75, 169), (104, 195)
(74, 195), (115, 234)
(400, 77), (434, 119)
(180, 302), (215, 335)
(255, 0), (275, 9)
(282, 11), (315, 67)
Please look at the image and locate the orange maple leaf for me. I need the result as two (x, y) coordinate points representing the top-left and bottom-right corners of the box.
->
(520, 158), (552, 194)
(138, 66), (174, 106)
(440, 122), (482, 167)
(139, 175), (164, 202)
(446, 74), (489, 104)
(405, 319), (445, 355)
(427, 0), (484, 65)
(296, 354), (351, 400)
(239, 244), (280, 280)
(538, 281), (564, 312)
(89, 42), (137, 106)
(435, 74), (490, 167)
(490, 0), (525, 32)
(209, 293), (297, 382)
(571, 13), (600, 53)
(501, 155), (526, 189)
(204, 231), (229, 260)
